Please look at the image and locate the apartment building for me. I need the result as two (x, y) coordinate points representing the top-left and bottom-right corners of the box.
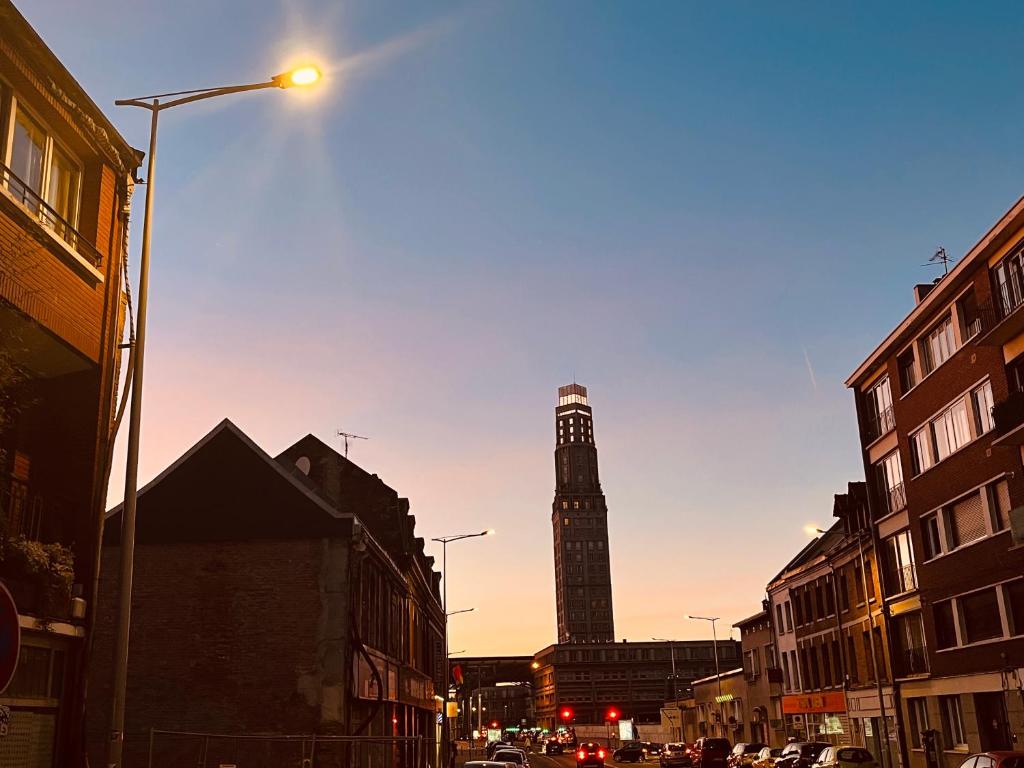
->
(767, 492), (894, 764)
(847, 197), (1024, 768)
(735, 609), (786, 746)
(0, 3), (140, 766)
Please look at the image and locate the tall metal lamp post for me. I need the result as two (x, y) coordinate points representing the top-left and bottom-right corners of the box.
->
(106, 64), (322, 768)
(687, 615), (722, 736)
(432, 530), (493, 764)
(652, 637), (678, 701)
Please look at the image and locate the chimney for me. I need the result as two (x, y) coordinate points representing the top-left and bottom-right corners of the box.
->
(914, 283), (935, 304)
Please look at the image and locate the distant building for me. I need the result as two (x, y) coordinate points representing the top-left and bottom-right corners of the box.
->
(669, 667), (746, 743)
(551, 383), (614, 644)
(735, 609), (785, 746)
(87, 420), (445, 768)
(847, 196), (1024, 766)
(533, 639), (740, 730)
(0, 1), (140, 766)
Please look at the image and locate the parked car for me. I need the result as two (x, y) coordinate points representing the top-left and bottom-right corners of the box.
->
(493, 748), (529, 768)
(487, 741), (513, 758)
(544, 738), (565, 755)
(661, 743), (694, 768)
(729, 743), (769, 768)
(955, 754), (1024, 768)
(752, 747), (783, 768)
(577, 741), (608, 768)
(777, 742), (831, 768)
(692, 738), (733, 768)
(812, 747), (877, 768)
(466, 763), (519, 768)
(649, 744), (666, 756)
(615, 741), (649, 762)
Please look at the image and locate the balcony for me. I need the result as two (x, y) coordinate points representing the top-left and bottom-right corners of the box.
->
(885, 563), (918, 597)
(877, 482), (907, 517)
(991, 391), (1024, 446)
(864, 406), (896, 444)
(0, 160), (103, 269)
(893, 647), (928, 678)
(0, 481), (44, 541)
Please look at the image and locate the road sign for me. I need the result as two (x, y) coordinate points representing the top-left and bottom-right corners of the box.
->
(0, 583), (20, 695)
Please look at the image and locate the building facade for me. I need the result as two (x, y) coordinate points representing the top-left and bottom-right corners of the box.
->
(552, 383), (614, 644)
(0, 3), (140, 766)
(534, 640), (739, 730)
(847, 197), (1024, 768)
(86, 421), (445, 768)
(735, 610), (786, 746)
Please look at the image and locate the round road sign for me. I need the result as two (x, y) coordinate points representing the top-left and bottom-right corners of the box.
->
(0, 582), (20, 694)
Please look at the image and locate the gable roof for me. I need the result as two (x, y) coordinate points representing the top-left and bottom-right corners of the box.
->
(105, 419), (354, 544)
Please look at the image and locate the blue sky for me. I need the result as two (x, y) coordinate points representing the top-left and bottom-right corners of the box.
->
(29, 1), (1024, 653)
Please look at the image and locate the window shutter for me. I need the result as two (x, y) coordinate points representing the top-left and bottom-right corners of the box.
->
(951, 493), (986, 547)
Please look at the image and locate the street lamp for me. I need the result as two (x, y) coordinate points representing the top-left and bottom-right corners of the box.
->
(432, 530), (494, 765)
(652, 637), (678, 701)
(106, 64), (321, 768)
(687, 615), (722, 735)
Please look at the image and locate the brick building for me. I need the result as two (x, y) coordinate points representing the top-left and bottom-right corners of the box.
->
(847, 197), (1024, 767)
(533, 639), (739, 730)
(87, 420), (445, 767)
(0, 2), (140, 766)
(735, 609), (785, 746)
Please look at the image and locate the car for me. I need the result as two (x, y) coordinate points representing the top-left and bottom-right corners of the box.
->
(752, 747), (784, 768)
(661, 742), (694, 768)
(729, 743), (769, 768)
(544, 739), (565, 755)
(691, 737), (733, 768)
(777, 742), (832, 768)
(493, 748), (529, 768)
(615, 741), (649, 762)
(956, 753), (1024, 768)
(577, 741), (608, 768)
(487, 741), (513, 758)
(812, 747), (877, 768)
(466, 763), (518, 768)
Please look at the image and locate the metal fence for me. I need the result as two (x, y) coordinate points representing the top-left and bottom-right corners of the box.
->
(144, 730), (432, 768)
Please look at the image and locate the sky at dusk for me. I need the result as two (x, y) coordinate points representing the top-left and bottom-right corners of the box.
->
(26, 1), (1024, 655)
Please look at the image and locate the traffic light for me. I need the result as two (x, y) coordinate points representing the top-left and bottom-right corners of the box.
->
(560, 707), (574, 721)
(491, 720), (499, 729)
(606, 707), (620, 722)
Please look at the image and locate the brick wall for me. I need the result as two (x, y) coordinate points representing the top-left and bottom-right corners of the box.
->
(87, 539), (327, 766)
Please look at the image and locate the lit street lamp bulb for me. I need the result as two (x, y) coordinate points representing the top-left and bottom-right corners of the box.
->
(486, 529), (496, 536)
(277, 65), (321, 88)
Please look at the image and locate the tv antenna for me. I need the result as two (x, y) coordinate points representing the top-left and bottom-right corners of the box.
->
(336, 430), (369, 459)
(923, 247), (952, 276)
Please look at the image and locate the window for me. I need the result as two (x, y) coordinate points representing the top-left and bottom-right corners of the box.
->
(988, 479), (1012, 532)
(898, 349), (918, 393)
(862, 631), (874, 681)
(1003, 580), (1024, 637)
(839, 571), (850, 612)
(785, 602), (793, 632)
(950, 492), (986, 548)
(993, 246), (1024, 318)
(821, 643), (832, 687)
(961, 588), (1003, 644)
(921, 315), (956, 374)
(7, 104), (81, 229)
(922, 514), (943, 560)
(865, 560), (875, 599)
(934, 601), (957, 650)
(933, 397), (971, 462)
(892, 612), (927, 676)
(972, 381), (995, 435)
(911, 428), (933, 475)
(846, 634), (858, 683)
(781, 652), (791, 691)
(877, 451), (906, 514)
(907, 698), (929, 749)
(854, 565), (865, 604)
(866, 377), (895, 439)
(940, 695), (967, 750)
(776, 604), (784, 631)
(959, 288), (983, 339)
(883, 530), (917, 595)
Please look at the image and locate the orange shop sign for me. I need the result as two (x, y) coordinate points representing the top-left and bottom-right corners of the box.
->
(782, 692), (846, 714)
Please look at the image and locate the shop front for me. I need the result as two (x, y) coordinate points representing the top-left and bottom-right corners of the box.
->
(782, 692), (850, 745)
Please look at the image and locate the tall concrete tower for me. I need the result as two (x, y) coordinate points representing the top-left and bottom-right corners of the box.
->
(551, 383), (614, 644)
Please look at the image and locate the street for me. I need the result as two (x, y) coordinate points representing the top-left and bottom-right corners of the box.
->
(457, 742), (653, 768)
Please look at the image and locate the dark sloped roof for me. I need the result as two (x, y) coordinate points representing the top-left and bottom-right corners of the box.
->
(105, 419), (354, 545)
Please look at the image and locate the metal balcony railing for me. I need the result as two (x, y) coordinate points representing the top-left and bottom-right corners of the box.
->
(993, 391), (1024, 435)
(894, 647), (928, 677)
(878, 482), (906, 516)
(0, 161), (102, 268)
(864, 406), (896, 443)
(0, 483), (43, 540)
(885, 563), (918, 596)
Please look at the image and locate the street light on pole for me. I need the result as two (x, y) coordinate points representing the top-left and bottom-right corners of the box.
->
(107, 64), (321, 768)
(652, 637), (678, 701)
(432, 530), (494, 765)
(687, 615), (722, 735)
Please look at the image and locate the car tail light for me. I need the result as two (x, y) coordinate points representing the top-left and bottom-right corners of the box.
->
(598, 749), (607, 759)
(579, 750), (587, 760)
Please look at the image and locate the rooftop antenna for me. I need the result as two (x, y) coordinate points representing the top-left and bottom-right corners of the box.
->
(336, 430), (369, 459)
(923, 247), (952, 276)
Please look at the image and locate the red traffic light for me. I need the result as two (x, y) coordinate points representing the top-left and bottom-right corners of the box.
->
(606, 707), (620, 721)
(490, 721), (499, 729)
(560, 707), (574, 721)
